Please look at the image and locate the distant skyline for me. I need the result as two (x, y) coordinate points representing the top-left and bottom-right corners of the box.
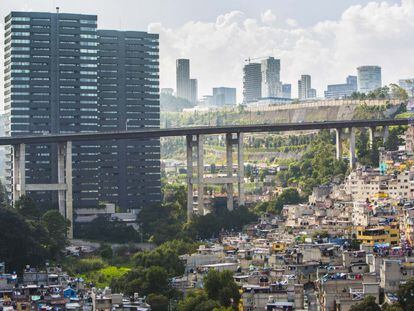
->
(1, 0), (413, 104)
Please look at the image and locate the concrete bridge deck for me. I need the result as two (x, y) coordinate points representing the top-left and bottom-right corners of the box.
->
(0, 118), (410, 145)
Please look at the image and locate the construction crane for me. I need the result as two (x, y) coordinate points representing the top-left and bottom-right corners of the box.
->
(244, 56), (270, 63)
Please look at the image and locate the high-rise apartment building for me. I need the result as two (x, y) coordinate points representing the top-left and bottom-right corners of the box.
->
(324, 75), (357, 99)
(282, 84), (291, 99)
(261, 57), (281, 98)
(243, 63), (262, 103)
(189, 78), (198, 105)
(97, 30), (161, 209)
(212, 87), (236, 106)
(176, 58), (190, 101)
(4, 11), (161, 210)
(298, 75), (312, 100)
(357, 66), (381, 94)
(4, 11), (100, 207)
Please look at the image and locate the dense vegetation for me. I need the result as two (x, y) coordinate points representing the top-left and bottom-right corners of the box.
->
(74, 216), (141, 243)
(161, 93), (194, 112)
(139, 184), (257, 244)
(178, 270), (240, 311)
(0, 194), (69, 272)
(350, 84), (408, 101)
(262, 130), (348, 196)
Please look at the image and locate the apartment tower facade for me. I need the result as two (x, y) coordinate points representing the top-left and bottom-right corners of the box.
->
(4, 11), (161, 210)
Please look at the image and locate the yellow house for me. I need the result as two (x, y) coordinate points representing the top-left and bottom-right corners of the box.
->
(272, 242), (286, 253)
(356, 223), (400, 246)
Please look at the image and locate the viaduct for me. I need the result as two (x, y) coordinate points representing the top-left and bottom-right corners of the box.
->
(0, 118), (410, 238)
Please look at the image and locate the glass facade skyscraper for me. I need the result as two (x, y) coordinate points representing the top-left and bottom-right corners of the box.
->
(357, 66), (381, 94)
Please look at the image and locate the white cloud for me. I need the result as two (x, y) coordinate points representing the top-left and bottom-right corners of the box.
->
(261, 9), (276, 25)
(153, 0), (414, 102)
(285, 18), (298, 27)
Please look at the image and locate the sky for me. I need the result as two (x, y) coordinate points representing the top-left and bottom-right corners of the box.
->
(1, 0), (413, 103)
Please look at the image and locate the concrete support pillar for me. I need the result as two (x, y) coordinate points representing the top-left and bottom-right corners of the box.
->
(19, 144), (26, 198)
(383, 126), (389, 143)
(66, 141), (73, 239)
(368, 127), (375, 148)
(12, 145), (19, 205)
(226, 133), (234, 211)
(237, 133), (245, 206)
(197, 135), (204, 215)
(335, 128), (342, 161)
(186, 135), (194, 221)
(12, 144), (26, 205)
(58, 143), (66, 217)
(349, 127), (356, 169)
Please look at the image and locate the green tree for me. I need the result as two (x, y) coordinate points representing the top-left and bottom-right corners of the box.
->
(146, 294), (169, 311)
(204, 270), (240, 308)
(397, 278), (414, 311)
(15, 195), (45, 219)
(349, 296), (380, 311)
(0, 180), (9, 208)
(142, 266), (170, 295)
(41, 210), (69, 256)
(178, 290), (220, 311)
(0, 207), (49, 272)
(384, 129), (401, 151)
(99, 244), (113, 260)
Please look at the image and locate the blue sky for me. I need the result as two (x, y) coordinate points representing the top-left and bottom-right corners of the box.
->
(1, 0), (412, 102)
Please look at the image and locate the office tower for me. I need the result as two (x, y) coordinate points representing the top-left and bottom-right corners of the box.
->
(261, 57), (281, 97)
(189, 78), (198, 104)
(243, 62), (262, 103)
(97, 30), (161, 210)
(282, 84), (291, 99)
(357, 66), (381, 93)
(4, 11), (100, 207)
(398, 79), (414, 97)
(324, 75), (358, 99)
(309, 88), (317, 99)
(298, 75), (312, 100)
(176, 58), (198, 104)
(212, 87), (237, 106)
(176, 59), (190, 100)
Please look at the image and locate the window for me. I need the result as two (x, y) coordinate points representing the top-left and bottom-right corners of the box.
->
(80, 49), (97, 54)
(80, 27), (95, 31)
(11, 46), (30, 51)
(80, 71), (97, 75)
(12, 32), (30, 36)
(80, 63), (97, 68)
(80, 78), (97, 82)
(60, 19), (77, 23)
(80, 56), (97, 60)
(80, 20), (97, 24)
(11, 39), (30, 44)
(11, 69), (30, 74)
(32, 18), (50, 22)
(80, 34), (97, 39)
(80, 41), (98, 46)
(11, 17), (30, 22)
(33, 40), (50, 44)
(12, 54), (30, 58)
